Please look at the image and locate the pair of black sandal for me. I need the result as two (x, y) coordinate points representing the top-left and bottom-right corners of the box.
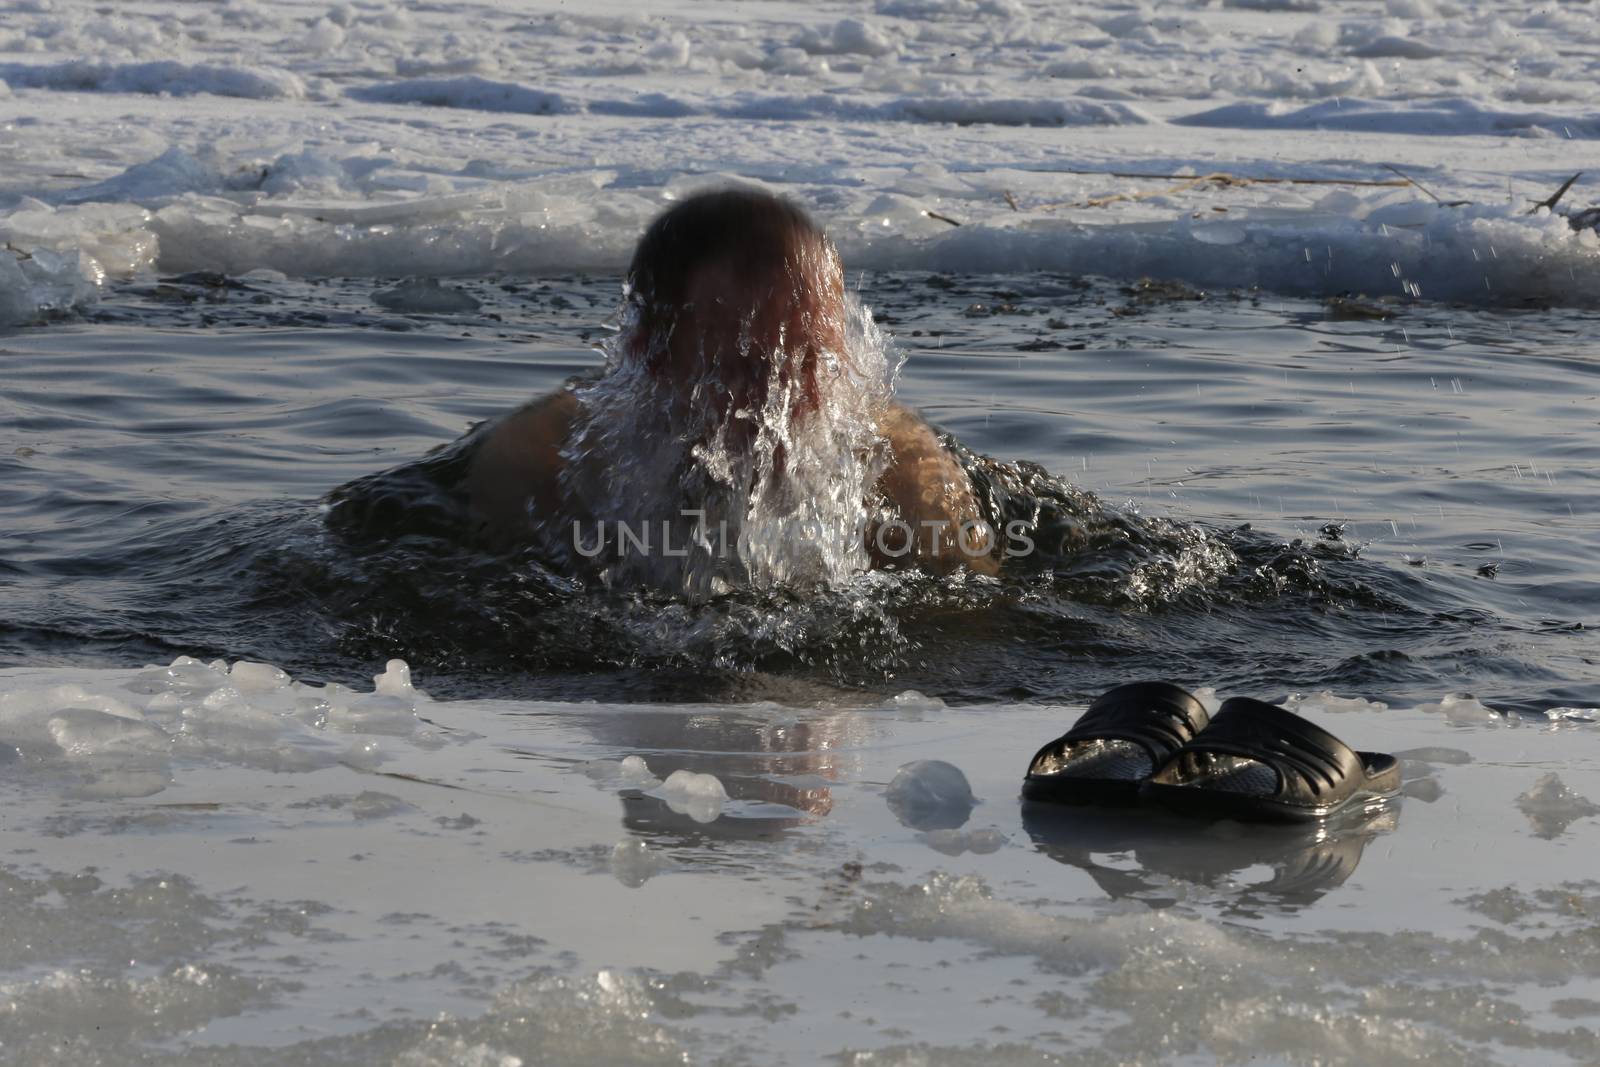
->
(1022, 682), (1401, 822)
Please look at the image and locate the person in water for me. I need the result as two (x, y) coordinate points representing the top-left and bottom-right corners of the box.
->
(465, 188), (1000, 581)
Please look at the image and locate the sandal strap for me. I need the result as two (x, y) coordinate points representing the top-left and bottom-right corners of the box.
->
(1161, 697), (1362, 799)
(1028, 681), (1208, 773)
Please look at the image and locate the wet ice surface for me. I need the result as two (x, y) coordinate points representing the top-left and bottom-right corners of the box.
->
(2, 658), (1599, 1064)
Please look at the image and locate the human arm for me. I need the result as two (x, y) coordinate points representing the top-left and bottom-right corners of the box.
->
(873, 402), (1001, 576)
(464, 388), (580, 545)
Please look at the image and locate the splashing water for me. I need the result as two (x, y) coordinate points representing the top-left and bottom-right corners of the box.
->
(556, 292), (902, 599)
(46, 268), (1590, 709)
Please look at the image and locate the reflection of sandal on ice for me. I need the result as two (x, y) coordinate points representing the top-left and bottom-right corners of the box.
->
(1022, 682), (1209, 805)
(1143, 697), (1400, 823)
(1022, 803), (1384, 906)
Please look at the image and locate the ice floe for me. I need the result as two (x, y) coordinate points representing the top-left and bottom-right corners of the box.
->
(5, 0), (1600, 325)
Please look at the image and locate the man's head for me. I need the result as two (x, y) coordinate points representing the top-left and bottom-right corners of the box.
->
(623, 188), (845, 418)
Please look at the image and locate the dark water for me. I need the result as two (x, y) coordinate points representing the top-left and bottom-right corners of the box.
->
(2, 271), (1596, 713)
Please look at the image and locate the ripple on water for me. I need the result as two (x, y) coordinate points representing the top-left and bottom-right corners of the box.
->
(0, 271), (1596, 709)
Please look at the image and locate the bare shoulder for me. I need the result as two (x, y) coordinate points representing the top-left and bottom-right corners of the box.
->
(874, 402), (1000, 575)
(465, 388), (581, 543)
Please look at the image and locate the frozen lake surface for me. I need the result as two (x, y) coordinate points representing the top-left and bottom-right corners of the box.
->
(4, 0), (1600, 1061)
(6, 0), (1600, 320)
(1, 656), (1598, 1064)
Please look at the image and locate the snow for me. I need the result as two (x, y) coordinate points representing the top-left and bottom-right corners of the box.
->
(2, 657), (1598, 1062)
(4, 0), (1600, 324)
(0, 59), (306, 99)
(347, 76), (572, 115)
(1174, 96), (1600, 137)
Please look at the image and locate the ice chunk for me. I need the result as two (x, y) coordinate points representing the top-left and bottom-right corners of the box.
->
(1283, 690), (1390, 715)
(609, 839), (665, 888)
(300, 17), (346, 54)
(582, 755), (661, 790)
(1412, 693), (1501, 725)
(0, 683), (142, 724)
(348, 76), (570, 115)
(230, 661), (291, 693)
(256, 151), (356, 199)
(125, 655), (229, 697)
(181, 698), (286, 745)
(1516, 774), (1600, 839)
(0, 242), (102, 326)
(325, 697), (419, 737)
(283, 666), (419, 736)
(59, 146), (223, 203)
(1174, 96), (1591, 139)
(885, 759), (975, 830)
(47, 709), (169, 758)
(2, 201), (155, 276)
(617, 755), (657, 788)
(797, 18), (896, 57)
(655, 769), (728, 824)
(1045, 57), (1117, 79)
(885, 690), (947, 717)
(201, 685), (243, 710)
(0, 59), (305, 99)
(373, 660), (414, 699)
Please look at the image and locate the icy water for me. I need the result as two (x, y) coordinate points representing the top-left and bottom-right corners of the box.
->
(3, 271), (1597, 711)
(3, 273), (1600, 1065)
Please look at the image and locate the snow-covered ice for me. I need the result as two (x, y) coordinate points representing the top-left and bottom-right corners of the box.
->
(6, 0), (1600, 324)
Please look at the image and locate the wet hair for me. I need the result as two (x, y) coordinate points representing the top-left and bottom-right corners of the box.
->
(622, 188), (843, 416)
(625, 187), (834, 317)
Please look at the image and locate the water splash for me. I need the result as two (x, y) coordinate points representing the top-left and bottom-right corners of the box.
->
(556, 292), (901, 598)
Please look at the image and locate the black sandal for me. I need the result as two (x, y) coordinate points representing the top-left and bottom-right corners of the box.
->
(1022, 681), (1210, 805)
(1142, 696), (1400, 822)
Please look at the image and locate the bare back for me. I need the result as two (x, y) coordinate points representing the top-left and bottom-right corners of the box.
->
(465, 391), (999, 575)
